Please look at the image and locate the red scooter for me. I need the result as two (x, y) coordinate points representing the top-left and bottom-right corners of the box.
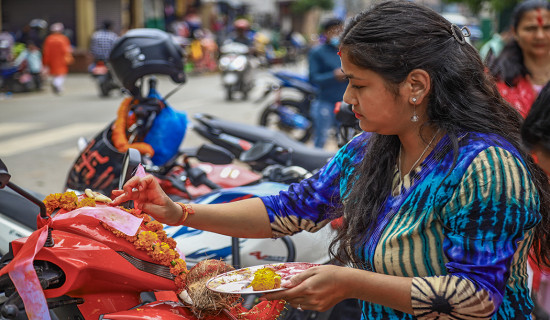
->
(0, 154), (285, 320)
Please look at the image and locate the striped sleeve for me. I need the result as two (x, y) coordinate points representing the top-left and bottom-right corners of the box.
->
(411, 147), (540, 319)
(259, 133), (368, 238)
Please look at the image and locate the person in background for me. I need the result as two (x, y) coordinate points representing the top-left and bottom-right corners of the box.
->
(13, 40), (43, 90)
(42, 22), (73, 95)
(520, 81), (550, 319)
(308, 18), (347, 149)
(231, 19), (253, 47)
(90, 20), (119, 62)
(111, 1), (550, 318)
(488, 0), (550, 117)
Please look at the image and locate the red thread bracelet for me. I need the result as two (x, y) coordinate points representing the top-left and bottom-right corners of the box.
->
(170, 202), (195, 226)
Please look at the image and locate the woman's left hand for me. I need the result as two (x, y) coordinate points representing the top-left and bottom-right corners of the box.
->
(262, 264), (354, 312)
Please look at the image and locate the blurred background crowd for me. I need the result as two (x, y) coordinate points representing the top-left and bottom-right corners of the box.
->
(0, 0), (503, 95)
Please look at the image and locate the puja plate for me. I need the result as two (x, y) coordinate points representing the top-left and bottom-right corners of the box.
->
(206, 262), (319, 294)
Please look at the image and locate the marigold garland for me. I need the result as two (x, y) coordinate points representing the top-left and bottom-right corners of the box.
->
(43, 191), (96, 215)
(100, 206), (188, 293)
(43, 191), (188, 293)
(111, 97), (155, 157)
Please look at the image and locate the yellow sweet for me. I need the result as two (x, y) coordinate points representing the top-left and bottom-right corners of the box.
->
(249, 267), (281, 291)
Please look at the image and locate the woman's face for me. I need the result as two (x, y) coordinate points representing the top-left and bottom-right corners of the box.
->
(340, 52), (411, 136)
(515, 8), (550, 59)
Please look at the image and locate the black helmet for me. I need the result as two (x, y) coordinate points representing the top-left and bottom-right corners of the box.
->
(108, 28), (186, 95)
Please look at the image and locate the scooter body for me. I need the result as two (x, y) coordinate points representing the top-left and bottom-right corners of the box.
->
(218, 41), (255, 101)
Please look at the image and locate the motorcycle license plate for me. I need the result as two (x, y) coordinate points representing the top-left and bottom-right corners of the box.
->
(223, 73), (238, 85)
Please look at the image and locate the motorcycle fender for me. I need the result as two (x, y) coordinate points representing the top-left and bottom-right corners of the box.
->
(222, 73), (239, 85)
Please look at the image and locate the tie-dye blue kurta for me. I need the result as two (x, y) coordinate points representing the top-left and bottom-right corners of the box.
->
(260, 132), (540, 319)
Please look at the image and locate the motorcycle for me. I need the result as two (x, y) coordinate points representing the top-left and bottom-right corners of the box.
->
(88, 59), (120, 97)
(256, 70), (317, 142)
(0, 153), (292, 320)
(218, 41), (255, 101)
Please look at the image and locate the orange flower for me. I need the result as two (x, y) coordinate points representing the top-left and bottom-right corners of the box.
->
(135, 231), (159, 251)
(77, 197), (96, 208)
(170, 258), (188, 276)
(43, 191), (94, 214)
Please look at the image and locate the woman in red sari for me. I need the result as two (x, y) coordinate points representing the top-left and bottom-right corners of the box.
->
(488, 0), (550, 118)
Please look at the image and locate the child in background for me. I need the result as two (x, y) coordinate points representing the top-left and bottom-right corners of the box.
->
(14, 41), (43, 90)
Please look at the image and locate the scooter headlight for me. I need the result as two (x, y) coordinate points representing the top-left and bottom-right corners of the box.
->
(219, 56), (231, 71)
(231, 56), (247, 72)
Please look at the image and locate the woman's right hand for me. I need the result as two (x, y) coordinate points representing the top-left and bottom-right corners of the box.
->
(110, 174), (182, 225)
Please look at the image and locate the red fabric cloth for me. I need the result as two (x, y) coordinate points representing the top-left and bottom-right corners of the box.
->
(496, 76), (537, 118)
(42, 33), (72, 76)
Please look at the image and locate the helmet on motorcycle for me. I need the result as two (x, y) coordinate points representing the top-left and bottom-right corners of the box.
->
(108, 28), (186, 95)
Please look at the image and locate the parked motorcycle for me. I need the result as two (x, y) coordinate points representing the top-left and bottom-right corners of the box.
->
(218, 41), (255, 101)
(256, 70), (317, 142)
(89, 59), (119, 97)
(0, 154), (292, 320)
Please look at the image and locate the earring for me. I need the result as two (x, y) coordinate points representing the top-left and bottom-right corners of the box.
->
(411, 98), (419, 122)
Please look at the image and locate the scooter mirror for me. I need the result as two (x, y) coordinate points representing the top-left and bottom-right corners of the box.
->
(118, 148), (142, 190)
(0, 158), (11, 189)
(239, 141), (275, 162)
(196, 144), (235, 165)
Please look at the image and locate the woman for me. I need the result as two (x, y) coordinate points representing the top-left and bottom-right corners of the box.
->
(521, 82), (550, 317)
(111, 1), (550, 318)
(489, 0), (550, 117)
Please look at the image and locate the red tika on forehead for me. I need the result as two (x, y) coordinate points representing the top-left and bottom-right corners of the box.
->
(337, 51), (341, 56)
(537, 8), (544, 27)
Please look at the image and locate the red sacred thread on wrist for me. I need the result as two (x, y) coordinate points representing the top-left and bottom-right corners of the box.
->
(170, 202), (195, 226)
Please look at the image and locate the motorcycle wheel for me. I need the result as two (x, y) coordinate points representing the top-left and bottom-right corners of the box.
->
(259, 99), (313, 142)
(98, 75), (110, 97)
(225, 87), (233, 101)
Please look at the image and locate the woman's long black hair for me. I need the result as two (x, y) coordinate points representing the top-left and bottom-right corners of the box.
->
(488, 0), (550, 86)
(329, 0), (550, 269)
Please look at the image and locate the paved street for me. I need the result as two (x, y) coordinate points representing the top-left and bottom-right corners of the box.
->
(1, 62), (337, 196)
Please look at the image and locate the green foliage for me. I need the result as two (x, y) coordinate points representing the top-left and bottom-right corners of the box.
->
(442, 0), (519, 14)
(291, 0), (334, 14)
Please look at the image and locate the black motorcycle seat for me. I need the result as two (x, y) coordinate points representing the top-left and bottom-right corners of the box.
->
(193, 114), (335, 171)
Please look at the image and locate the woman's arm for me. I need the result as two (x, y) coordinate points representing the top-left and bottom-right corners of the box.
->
(110, 174), (272, 238)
